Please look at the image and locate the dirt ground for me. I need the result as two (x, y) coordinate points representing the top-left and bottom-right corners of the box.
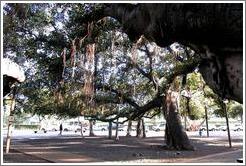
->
(2, 134), (243, 164)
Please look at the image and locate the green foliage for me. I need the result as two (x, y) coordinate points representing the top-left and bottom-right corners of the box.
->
(186, 72), (243, 120)
(213, 108), (225, 117)
(179, 96), (204, 120)
(229, 104), (243, 119)
(4, 3), (238, 123)
(188, 100), (204, 120)
(179, 73), (205, 120)
(186, 72), (203, 91)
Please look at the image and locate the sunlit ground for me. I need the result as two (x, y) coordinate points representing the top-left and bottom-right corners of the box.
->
(2, 128), (243, 140)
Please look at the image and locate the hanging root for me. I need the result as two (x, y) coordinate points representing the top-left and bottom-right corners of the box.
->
(70, 38), (76, 66)
(83, 43), (96, 106)
(70, 38), (77, 78)
(61, 48), (67, 78)
(87, 22), (94, 38)
(131, 35), (146, 64)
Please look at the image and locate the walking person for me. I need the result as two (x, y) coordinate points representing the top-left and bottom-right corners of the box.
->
(199, 128), (202, 137)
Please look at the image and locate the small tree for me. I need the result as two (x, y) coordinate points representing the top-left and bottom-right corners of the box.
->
(229, 105), (243, 123)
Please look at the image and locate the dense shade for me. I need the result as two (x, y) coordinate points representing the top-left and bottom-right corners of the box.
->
(103, 3), (243, 103)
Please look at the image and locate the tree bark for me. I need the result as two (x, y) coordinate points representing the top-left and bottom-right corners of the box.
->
(164, 91), (194, 150)
(89, 119), (95, 136)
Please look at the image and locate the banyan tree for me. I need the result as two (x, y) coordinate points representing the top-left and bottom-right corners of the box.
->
(3, 3), (243, 150)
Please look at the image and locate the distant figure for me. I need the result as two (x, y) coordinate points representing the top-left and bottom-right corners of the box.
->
(59, 124), (63, 135)
(199, 129), (202, 137)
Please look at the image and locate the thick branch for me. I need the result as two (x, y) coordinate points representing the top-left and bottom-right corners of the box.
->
(96, 83), (141, 109)
(130, 95), (163, 120)
(160, 56), (202, 93)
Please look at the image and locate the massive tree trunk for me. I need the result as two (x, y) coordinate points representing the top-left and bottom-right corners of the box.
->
(164, 90), (194, 150)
